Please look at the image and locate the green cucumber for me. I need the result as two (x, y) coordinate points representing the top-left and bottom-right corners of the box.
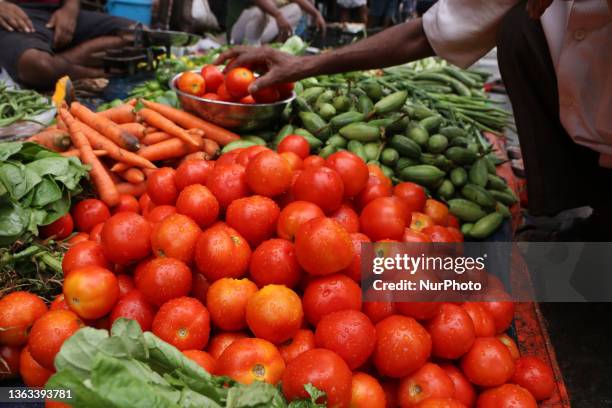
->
(294, 128), (324, 149)
(317, 103), (336, 120)
(395, 157), (418, 172)
(461, 223), (474, 236)
(461, 184), (496, 208)
(448, 198), (487, 222)
(437, 179), (455, 200)
(419, 115), (444, 133)
(440, 126), (466, 140)
(445, 147), (478, 165)
(372, 91), (408, 115)
(450, 167), (468, 187)
(299, 111), (331, 140)
(332, 95), (352, 112)
(489, 189), (518, 206)
(241, 135), (266, 145)
(406, 125), (430, 147)
(399, 165), (445, 187)
(381, 148), (400, 167)
(427, 134), (448, 154)
(388, 135), (422, 160)
(319, 144), (337, 159)
(221, 140), (257, 154)
(469, 213), (504, 239)
(487, 174), (507, 190)
(339, 122), (381, 142)
(326, 134), (348, 148)
(331, 111), (365, 130)
(347, 140), (368, 162)
(469, 158), (489, 187)
(357, 94), (374, 115)
(364, 142), (381, 161)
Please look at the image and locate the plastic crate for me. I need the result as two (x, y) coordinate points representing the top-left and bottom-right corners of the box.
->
(106, 0), (152, 25)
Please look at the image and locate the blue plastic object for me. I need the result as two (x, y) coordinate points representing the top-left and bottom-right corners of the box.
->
(106, 0), (152, 25)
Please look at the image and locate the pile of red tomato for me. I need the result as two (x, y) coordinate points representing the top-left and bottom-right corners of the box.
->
(176, 65), (293, 104)
(0, 138), (555, 408)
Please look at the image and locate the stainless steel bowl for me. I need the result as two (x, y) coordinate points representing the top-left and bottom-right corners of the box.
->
(170, 72), (295, 132)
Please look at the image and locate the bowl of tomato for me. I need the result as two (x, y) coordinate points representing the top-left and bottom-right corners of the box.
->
(171, 66), (295, 132)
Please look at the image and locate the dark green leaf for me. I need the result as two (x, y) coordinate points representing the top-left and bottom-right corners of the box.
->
(54, 326), (110, 377)
(0, 162), (28, 200)
(42, 192), (70, 225)
(32, 177), (62, 207)
(25, 157), (70, 178)
(0, 141), (23, 161)
(226, 382), (287, 408)
(0, 201), (28, 245)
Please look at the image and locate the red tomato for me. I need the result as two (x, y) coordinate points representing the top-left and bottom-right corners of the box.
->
(279, 329), (315, 364)
(175, 184), (219, 228)
(416, 398), (467, 408)
(226, 195), (280, 247)
(147, 167), (178, 206)
(276, 201), (325, 241)
(363, 301), (396, 324)
(398, 363), (455, 407)
(240, 95), (256, 104)
(393, 182), (426, 213)
(402, 229), (431, 243)
(19, 347), (54, 387)
(145, 205), (176, 224)
(303, 155), (325, 169)
(330, 203), (360, 233)
(195, 223), (251, 282)
(302, 274), (362, 326)
(152, 297), (210, 350)
(110, 290), (156, 331)
(63, 265), (119, 319)
(201, 65), (224, 93)
(246, 151), (293, 197)
(246, 285), (303, 344)
(314, 310), (376, 370)
(374, 315), (431, 378)
(360, 197), (408, 241)
(511, 356), (555, 401)
(292, 166), (344, 214)
(476, 384), (537, 408)
(461, 302), (496, 337)
(151, 213), (201, 262)
(280, 151), (303, 171)
(447, 214), (460, 229)
(367, 164), (392, 189)
(175, 159), (215, 191)
(295, 217), (354, 276)
(427, 303), (476, 359)
(139, 193), (155, 216)
(252, 86), (280, 103)
(202, 92), (221, 101)
(61, 241), (110, 276)
(236, 145), (270, 167)
(477, 291), (515, 334)
(177, 71), (205, 95)
(40, 213), (73, 239)
(422, 225), (455, 243)
(446, 227), (464, 242)
(395, 302), (441, 321)
(66, 232), (88, 246)
(0, 345), (20, 379)
(0, 291), (47, 346)
(351, 372), (386, 408)
(225, 67), (255, 99)
(440, 364), (476, 408)
(410, 212), (435, 232)
(278, 135), (310, 159)
(50, 294), (69, 311)
(183, 349), (217, 374)
(276, 82), (295, 99)
(217, 337), (285, 384)
(116, 274), (135, 298)
(28, 310), (82, 370)
(134, 257), (193, 306)
(112, 194), (140, 214)
(206, 278), (257, 331)
(216, 83), (232, 101)
(282, 348), (352, 408)
(460, 337), (515, 387)
(72, 199), (110, 233)
(342, 232), (371, 282)
(424, 199), (449, 226)
(497, 333), (520, 360)
(355, 175), (393, 209)
(207, 332), (249, 360)
(325, 151), (369, 197)
(100, 212), (151, 265)
(250, 239), (302, 288)
(206, 163), (249, 209)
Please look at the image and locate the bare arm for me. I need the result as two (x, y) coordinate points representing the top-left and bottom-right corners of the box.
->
(254, 0), (293, 41)
(291, 0), (326, 34)
(46, 0), (80, 48)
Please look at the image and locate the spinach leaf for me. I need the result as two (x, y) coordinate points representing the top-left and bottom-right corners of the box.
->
(0, 202), (28, 245)
(0, 142), (23, 161)
(32, 177), (62, 208)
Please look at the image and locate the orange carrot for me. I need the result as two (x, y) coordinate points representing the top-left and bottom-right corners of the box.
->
(111, 137), (198, 173)
(27, 129), (72, 152)
(59, 108), (119, 207)
(97, 104), (136, 124)
(119, 122), (146, 139)
(145, 126), (158, 134)
(141, 100), (240, 146)
(116, 181), (147, 197)
(142, 131), (172, 145)
(203, 138), (220, 158)
(180, 152), (208, 163)
(122, 168), (145, 184)
(61, 149), (107, 158)
(126, 99), (137, 107)
(138, 108), (200, 148)
(71, 102), (140, 151)
(77, 121), (156, 169)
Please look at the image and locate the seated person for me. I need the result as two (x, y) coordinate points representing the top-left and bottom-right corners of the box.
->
(337, 0), (368, 25)
(228, 0), (325, 45)
(0, 0), (133, 88)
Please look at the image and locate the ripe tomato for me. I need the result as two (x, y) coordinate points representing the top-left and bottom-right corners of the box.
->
(427, 303), (476, 359)
(66, 232), (89, 246)
(246, 151), (293, 197)
(314, 310), (376, 370)
(0, 291), (47, 346)
(0, 345), (20, 380)
(175, 184), (219, 228)
(50, 294), (69, 311)
(292, 166), (344, 214)
(117, 274), (136, 297)
(63, 266), (119, 319)
(350, 372), (386, 408)
(19, 347), (54, 387)
(183, 349), (217, 374)
(152, 297), (210, 350)
(195, 223), (251, 282)
(398, 363), (455, 407)
(101, 212), (151, 265)
(511, 356), (554, 401)
(367, 164), (392, 189)
(225, 67), (255, 99)
(145, 205), (176, 224)
(447, 214), (460, 229)
(249, 239), (302, 288)
(477, 291), (515, 334)
(393, 182), (426, 213)
(497, 333), (520, 360)
(415, 398), (467, 408)
(246, 285), (303, 344)
(276, 82), (295, 98)
(207, 332), (249, 360)
(303, 155), (325, 169)
(280, 151), (303, 171)
(40, 213), (73, 239)
(424, 199), (449, 226)
(440, 364), (476, 408)
(342, 232), (371, 282)
(402, 229), (431, 243)
(282, 348), (352, 408)
(206, 163), (249, 209)
(476, 384), (537, 408)
(217, 83), (232, 101)
(295, 218), (353, 276)
(355, 175), (393, 209)
(110, 290), (155, 331)
(236, 145), (270, 167)
(461, 303), (495, 338)
(330, 203), (360, 233)
(113, 194), (140, 214)
(203, 92), (221, 101)
(147, 168), (178, 206)
(278, 135), (310, 159)
(61, 241), (109, 276)
(217, 337), (285, 384)
(277, 201), (324, 241)
(252, 86), (280, 103)
(422, 225), (454, 243)
(206, 278), (257, 331)
(374, 315), (431, 378)
(360, 197), (408, 241)
(72, 199), (110, 233)
(446, 227), (464, 242)
(410, 212), (435, 232)
(134, 257), (193, 306)
(460, 337), (515, 387)
(363, 301), (396, 324)
(177, 71), (205, 95)
(200, 65), (224, 93)
(395, 302), (441, 321)
(302, 274), (362, 326)
(325, 151), (369, 197)
(28, 310), (82, 370)
(151, 213), (200, 263)
(226, 195), (280, 247)
(88, 223), (103, 243)
(139, 193), (155, 217)
(279, 329), (315, 364)
(175, 159), (215, 191)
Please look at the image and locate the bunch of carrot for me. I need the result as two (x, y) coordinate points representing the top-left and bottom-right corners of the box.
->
(28, 99), (240, 207)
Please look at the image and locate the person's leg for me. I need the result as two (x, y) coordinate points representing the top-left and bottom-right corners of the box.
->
(242, 7), (267, 45)
(230, 8), (255, 44)
(260, 3), (302, 43)
(17, 49), (104, 87)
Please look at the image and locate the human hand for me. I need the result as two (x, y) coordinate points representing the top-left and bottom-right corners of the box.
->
(0, 2), (34, 33)
(275, 15), (293, 42)
(526, 0), (553, 19)
(46, 5), (78, 49)
(314, 11), (326, 37)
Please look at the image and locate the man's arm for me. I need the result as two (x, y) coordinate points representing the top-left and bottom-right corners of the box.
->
(216, 18), (434, 93)
(254, 0), (293, 41)
(291, 0), (326, 35)
(46, 0), (79, 49)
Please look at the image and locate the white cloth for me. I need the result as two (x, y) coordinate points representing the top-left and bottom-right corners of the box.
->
(231, 3), (303, 45)
(423, 0), (612, 167)
(337, 0), (367, 8)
